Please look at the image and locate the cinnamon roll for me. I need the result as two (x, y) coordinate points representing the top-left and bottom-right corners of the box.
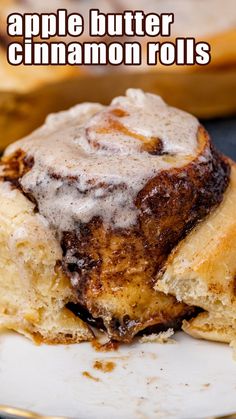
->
(117, 0), (236, 71)
(0, 0), (236, 152)
(0, 0), (111, 150)
(0, 89), (233, 343)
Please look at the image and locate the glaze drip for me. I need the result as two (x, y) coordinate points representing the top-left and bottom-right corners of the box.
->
(5, 89), (199, 230)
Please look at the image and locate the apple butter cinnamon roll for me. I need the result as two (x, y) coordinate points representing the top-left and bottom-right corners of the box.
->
(0, 89), (231, 343)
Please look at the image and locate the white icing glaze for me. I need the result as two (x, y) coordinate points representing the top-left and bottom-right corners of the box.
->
(5, 89), (199, 231)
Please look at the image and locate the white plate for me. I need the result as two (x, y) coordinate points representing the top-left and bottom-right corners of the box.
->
(0, 331), (236, 419)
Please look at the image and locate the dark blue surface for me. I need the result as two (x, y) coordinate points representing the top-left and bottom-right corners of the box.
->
(204, 117), (236, 160)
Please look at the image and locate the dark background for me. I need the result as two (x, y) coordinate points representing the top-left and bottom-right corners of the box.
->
(204, 117), (236, 160)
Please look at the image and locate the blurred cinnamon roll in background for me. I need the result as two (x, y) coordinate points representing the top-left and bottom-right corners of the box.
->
(0, 0), (235, 150)
(0, 89), (234, 344)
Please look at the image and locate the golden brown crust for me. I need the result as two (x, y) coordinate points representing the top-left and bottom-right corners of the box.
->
(0, 149), (33, 185)
(136, 128), (230, 269)
(182, 313), (236, 344)
(157, 161), (236, 344)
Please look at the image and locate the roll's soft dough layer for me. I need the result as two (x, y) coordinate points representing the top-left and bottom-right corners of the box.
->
(157, 162), (236, 344)
(0, 181), (92, 343)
